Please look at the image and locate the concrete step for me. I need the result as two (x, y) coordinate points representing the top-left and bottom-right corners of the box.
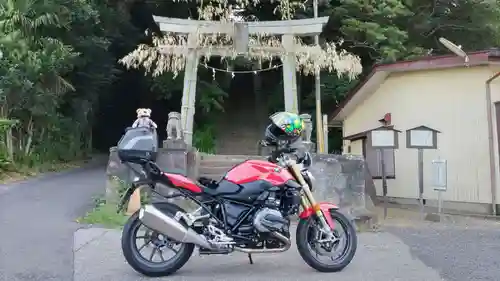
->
(216, 144), (259, 149)
(198, 154), (266, 180)
(216, 132), (259, 138)
(199, 154), (264, 161)
(199, 166), (233, 175)
(199, 158), (261, 166)
(216, 140), (260, 147)
(217, 136), (260, 140)
(217, 135), (261, 142)
(215, 150), (259, 155)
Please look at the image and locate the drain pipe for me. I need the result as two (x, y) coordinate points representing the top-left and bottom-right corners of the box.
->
(485, 72), (500, 216)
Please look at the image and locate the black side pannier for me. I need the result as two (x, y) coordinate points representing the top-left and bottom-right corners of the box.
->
(117, 127), (158, 163)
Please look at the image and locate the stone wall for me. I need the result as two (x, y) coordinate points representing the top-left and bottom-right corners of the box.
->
(309, 154), (374, 219)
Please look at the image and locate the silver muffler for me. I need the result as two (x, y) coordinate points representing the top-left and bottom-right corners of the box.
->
(139, 204), (214, 250)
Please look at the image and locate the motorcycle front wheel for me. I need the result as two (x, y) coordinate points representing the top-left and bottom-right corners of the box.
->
(121, 203), (194, 277)
(296, 210), (357, 272)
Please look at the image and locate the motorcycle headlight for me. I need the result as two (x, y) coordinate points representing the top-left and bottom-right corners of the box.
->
(306, 171), (315, 190)
(303, 152), (313, 168)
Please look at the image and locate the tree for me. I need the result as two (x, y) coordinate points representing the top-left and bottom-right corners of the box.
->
(0, 0), (78, 161)
(312, 0), (500, 118)
(321, 0), (425, 65)
(405, 0), (500, 53)
(0, 0), (141, 167)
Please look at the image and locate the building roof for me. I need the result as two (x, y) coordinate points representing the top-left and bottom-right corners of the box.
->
(330, 50), (500, 124)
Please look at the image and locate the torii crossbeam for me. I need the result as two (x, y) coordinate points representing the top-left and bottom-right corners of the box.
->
(154, 16), (329, 146)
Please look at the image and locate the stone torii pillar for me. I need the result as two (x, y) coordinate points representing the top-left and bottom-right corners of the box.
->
(153, 16), (329, 146)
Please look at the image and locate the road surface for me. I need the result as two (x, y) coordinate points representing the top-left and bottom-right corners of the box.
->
(386, 218), (500, 281)
(74, 216), (500, 281)
(74, 226), (443, 281)
(2, 165), (500, 281)
(0, 165), (106, 281)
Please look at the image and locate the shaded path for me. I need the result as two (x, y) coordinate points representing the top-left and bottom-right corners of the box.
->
(0, 165), (106, 281)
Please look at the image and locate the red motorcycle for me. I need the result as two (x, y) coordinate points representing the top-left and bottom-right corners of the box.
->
(117, 128), (357, 277)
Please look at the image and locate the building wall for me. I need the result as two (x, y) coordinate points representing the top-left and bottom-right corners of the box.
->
(343, 66), (494, 205)
(486, 67), (500, 212)
(348, 139), (363, 155)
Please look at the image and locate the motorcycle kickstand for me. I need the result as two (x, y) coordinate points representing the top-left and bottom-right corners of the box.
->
(248, 253), (254, 264)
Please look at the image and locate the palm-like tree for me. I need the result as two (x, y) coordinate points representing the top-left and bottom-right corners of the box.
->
(0, 0), (76, 157)
(0, 0), (74, 97)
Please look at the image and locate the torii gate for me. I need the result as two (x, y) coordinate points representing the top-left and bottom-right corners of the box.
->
(153, 16), (329, 146)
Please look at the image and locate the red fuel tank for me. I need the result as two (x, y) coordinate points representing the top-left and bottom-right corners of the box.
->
(224, 160), (295, 186)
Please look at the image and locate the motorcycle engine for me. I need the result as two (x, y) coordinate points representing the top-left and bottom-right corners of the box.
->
(253, 207), (288, 233)
(253, 207), (290, 249)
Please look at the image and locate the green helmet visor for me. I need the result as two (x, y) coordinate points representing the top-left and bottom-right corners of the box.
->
(270, 112), (304, 137)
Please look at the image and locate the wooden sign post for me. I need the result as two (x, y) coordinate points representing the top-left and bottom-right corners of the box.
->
(370, 126), (400, 219)
(406, 125), (441, 219)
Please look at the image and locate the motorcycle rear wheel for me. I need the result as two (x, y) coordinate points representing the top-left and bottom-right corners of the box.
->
(296, 210), (357, 272)
(121, 203), (195, 277)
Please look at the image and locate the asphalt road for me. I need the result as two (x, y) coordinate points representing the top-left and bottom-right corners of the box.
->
(74, 226), (444, 281)
(386, 218), (500, 281)
(74, 216), (500, 281)
(2, 164), (500, 281)
(0, 165), (106, 281)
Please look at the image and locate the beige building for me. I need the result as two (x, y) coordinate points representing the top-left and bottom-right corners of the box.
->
(330, 50), (500, 215)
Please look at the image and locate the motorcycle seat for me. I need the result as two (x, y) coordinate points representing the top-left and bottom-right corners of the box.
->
(198, 178), (242, 197)
(197, 177), (219, 190)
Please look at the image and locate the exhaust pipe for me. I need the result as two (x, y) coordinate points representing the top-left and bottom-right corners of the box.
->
(139, 205), (214, 250)
(234, 232), (291, 253)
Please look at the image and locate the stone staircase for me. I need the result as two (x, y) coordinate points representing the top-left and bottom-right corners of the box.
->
(198, 153), (265, 180)
(215, 74), (267, 155)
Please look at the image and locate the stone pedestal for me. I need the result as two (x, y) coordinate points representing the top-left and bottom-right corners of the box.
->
(162, 139), (187, 150)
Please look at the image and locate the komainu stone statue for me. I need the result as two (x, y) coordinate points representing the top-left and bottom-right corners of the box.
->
(166, 111), (182, 140)
(299, 113), (312, 142)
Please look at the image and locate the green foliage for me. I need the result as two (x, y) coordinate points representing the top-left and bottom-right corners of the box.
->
(0, 118), (17, 170)
(193, 123), (216, 154)
(316, 0), (500, 127)
(197, 80), (228, 113)
(256, 0), (500, 152)
(79, 199), (128, 228)
(404, 0), (500, 53)
(0, 0), (138, 171)
(1, 0), (500, 163)
(149, 69), (227, 153)
(321, 0), (425, 65)
(150, 70), (228, 114)
(149, 72), (184, 100)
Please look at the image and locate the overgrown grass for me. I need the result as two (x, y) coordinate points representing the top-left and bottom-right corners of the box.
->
(78, 197), (129, 228)
(78, 177), (151, 228)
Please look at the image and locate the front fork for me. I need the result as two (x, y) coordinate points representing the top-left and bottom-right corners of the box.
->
(290, 164), (336, 239)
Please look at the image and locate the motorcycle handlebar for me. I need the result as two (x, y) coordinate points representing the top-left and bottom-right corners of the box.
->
(267, 147), (298, 164)
(259, 139), (307, 166)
